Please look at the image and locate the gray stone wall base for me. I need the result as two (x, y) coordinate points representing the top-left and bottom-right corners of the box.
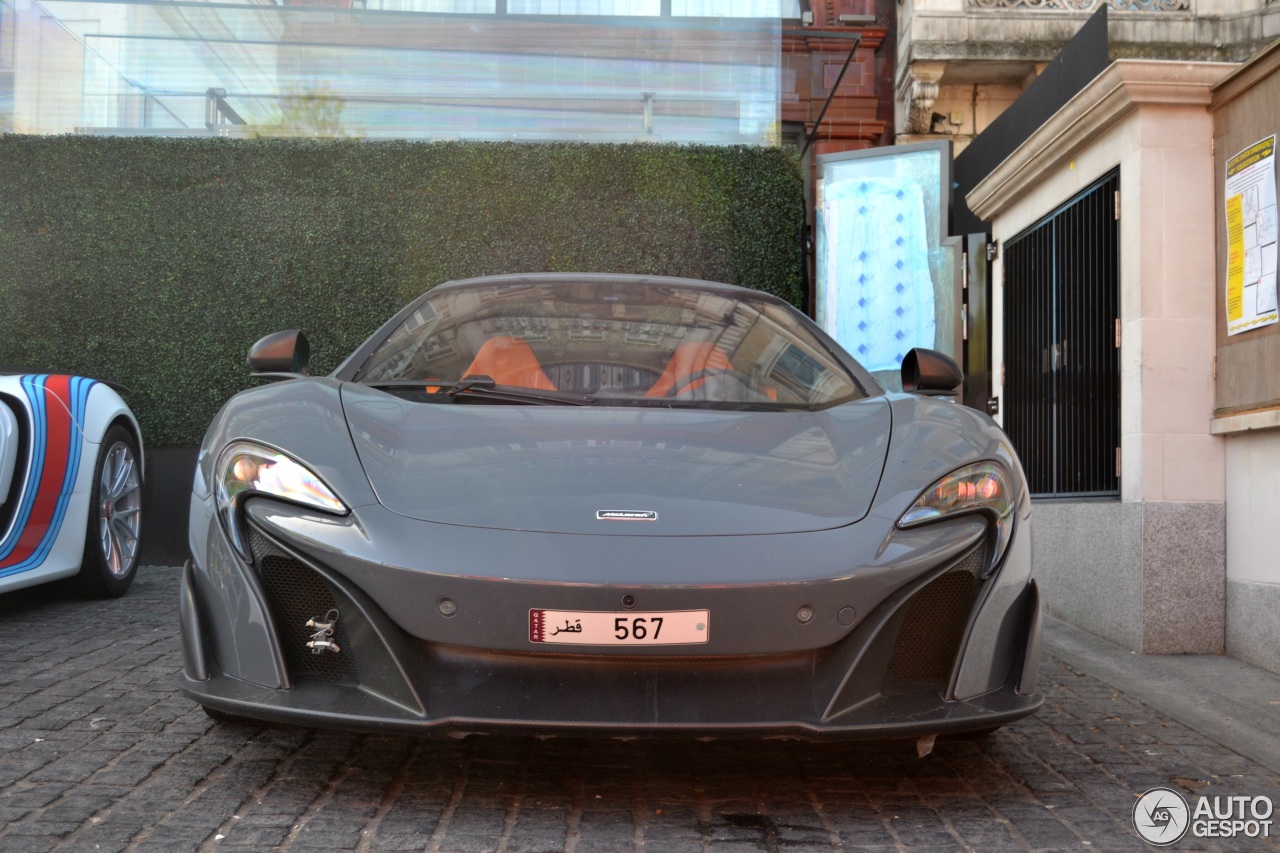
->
(1031, 501), (1143, 651)
(1227, 579), (1280, 676)
(1141, 501), (1225, 654)
(1031, 500), (1224, 655)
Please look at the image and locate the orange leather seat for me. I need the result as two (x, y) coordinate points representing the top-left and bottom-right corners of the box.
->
(462, 336), (556, 391)
(645, 342), (732, 398)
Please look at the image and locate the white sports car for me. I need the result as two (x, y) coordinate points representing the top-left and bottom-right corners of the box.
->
(0, 372), (144, 597)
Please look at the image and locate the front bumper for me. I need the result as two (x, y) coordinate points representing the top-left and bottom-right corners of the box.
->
(179, 498), (1043, 738)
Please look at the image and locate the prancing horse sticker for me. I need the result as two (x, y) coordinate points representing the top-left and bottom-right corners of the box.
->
(596, 510), (658, 522)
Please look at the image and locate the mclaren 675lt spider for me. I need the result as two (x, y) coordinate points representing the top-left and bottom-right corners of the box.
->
(180, 273), (1042, 739)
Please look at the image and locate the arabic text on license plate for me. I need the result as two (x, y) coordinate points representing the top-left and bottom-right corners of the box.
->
(529, 609), (709, 645)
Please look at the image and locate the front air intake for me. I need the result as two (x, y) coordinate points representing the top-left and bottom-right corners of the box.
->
(250, 531), (360, 686)
(881, 546), (984, 694)
(248, 529), (419, 711)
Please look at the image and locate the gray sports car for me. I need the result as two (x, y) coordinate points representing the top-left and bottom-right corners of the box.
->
(179, 273), (1041, 739)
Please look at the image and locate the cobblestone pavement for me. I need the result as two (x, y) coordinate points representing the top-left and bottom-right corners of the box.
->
(2, 568), (1278, 853)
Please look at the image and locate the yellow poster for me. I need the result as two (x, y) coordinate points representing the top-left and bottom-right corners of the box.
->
(1225, 135), (1278, 336)
(1227, 194), (1244, 321)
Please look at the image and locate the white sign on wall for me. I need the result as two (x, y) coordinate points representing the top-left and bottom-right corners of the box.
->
(1225, 135), (1279, 336)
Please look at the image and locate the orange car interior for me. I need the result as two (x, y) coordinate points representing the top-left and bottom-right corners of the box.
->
(461, 336), (557, 391)
(462, 337), (735, 398)
(645, 342), (732, 397)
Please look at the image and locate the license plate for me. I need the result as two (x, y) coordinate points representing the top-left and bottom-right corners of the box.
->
(529, 609), (709, 646)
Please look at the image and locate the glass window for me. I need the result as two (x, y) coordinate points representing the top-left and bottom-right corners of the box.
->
(0, 0), (13, 67)
(507, 0), (660, 14)
(358, 0), (497, 12)
(0, 0), (12, 134)
(5, 0), (779, 142)
(672, 0), (784, 16)
(353, 277), (866, 409)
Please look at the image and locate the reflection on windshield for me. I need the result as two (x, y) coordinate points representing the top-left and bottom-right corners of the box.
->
(353, 277), (866, 409)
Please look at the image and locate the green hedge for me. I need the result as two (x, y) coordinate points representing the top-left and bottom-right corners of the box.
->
(0, 136), (804, 446)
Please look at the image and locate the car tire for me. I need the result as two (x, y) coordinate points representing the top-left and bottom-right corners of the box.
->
(73, 424), (143, 598)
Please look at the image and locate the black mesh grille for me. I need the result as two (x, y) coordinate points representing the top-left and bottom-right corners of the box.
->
(248, 530), (417, 709)
(882, 546), (984, 694)
(250, 531), (359, 685)
(425, 644), (818, 723)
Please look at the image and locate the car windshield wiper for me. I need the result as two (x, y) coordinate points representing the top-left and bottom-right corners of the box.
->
(359, 379), (442, 389)
(445, 376), (597, 406)
(361, 380), (796, 411)
(360, 377), (594, 406)
(598, 397), (792, 412)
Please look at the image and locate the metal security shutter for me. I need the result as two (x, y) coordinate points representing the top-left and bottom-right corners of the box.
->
(1003, 170), (1119, 498)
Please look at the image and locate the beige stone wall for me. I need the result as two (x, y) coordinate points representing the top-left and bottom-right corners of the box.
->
(920, 82), (1023, 147)
(966, 60), (1234, 654)
(1129, 105), (1223, 504)
(895, 0), (1280, 143)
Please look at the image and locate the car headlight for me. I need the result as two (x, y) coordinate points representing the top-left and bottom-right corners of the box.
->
(215, 441), (347, 558)
(897, 461), (1016, 573)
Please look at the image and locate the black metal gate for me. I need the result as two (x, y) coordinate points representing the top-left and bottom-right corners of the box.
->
(1003, 170), (1119, 498)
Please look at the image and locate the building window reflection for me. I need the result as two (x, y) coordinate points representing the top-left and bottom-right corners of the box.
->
(507, 1), (660, 14)
(4, 0), (781, 142)
(354, 0), (498, 12)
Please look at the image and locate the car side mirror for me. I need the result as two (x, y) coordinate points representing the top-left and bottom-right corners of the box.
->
(901, 347), (962, 395)
(247, 330), (310, 380)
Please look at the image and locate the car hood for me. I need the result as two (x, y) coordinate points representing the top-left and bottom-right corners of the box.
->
(340, 385), (892, 536)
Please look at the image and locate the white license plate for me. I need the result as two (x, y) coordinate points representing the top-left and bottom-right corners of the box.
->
(529, 609), (709, 646)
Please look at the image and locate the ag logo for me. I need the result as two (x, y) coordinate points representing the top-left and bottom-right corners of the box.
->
(1133, 787), (1190, 846)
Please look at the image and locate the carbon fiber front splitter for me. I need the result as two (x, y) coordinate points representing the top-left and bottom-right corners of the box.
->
(178, 670), (1042, 741)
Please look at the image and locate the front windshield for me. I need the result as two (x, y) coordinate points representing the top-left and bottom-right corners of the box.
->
(351, 278), (867, 409)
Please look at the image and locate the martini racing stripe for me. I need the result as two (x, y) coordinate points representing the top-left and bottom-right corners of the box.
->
(0, 375), (95, 577)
